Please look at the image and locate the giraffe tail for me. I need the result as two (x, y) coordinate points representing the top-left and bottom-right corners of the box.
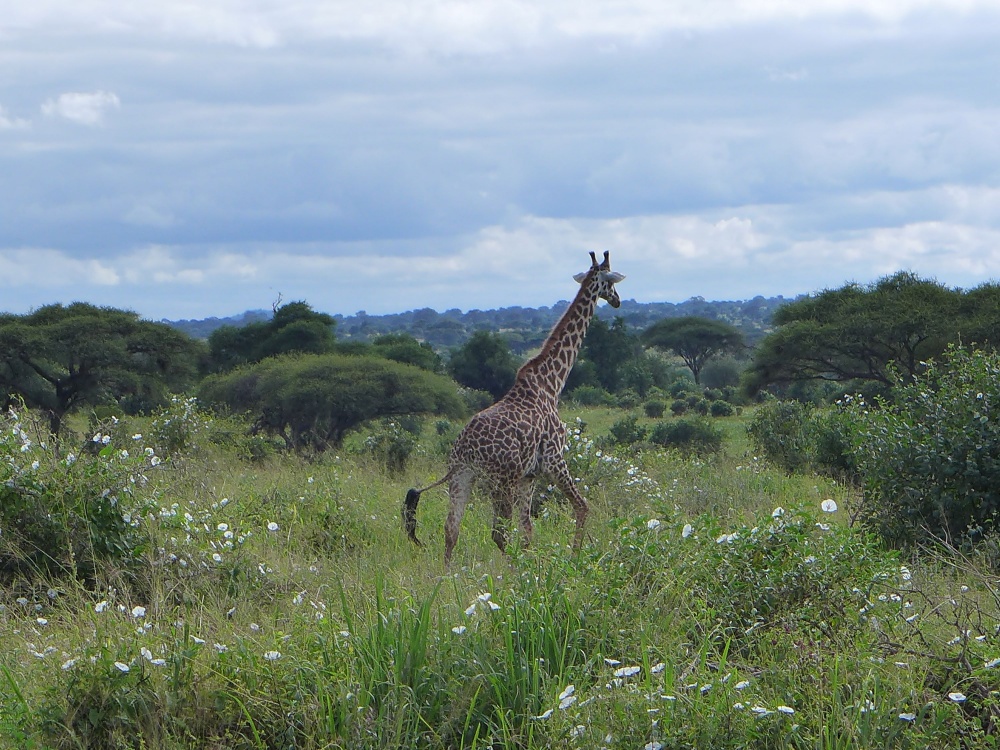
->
(403, 472), (453, 547)
(403, 488), (424, 546)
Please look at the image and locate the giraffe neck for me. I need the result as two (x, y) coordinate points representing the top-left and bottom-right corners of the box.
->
(517, 277), (600, 399)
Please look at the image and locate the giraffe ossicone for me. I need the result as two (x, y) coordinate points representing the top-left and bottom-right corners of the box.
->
(403, 251), (626, 564)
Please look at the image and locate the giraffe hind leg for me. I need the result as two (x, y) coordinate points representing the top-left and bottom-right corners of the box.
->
(444, 467), (474, 566)
(548, 458), (589, 552)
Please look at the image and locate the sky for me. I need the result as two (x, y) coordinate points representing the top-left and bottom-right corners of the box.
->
(2, 1), (1000, 321)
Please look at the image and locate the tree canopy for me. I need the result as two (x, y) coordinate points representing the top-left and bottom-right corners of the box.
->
(198, 353), (466, 451)
(642, 316), (745, 385)
(743, 272), (986, 394)
(207, 300), (336, 371)
(447, 331), (520, 401)
(0, 303), (202, 434)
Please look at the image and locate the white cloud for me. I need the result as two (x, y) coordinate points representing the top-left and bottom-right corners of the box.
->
(0, 105), (30, 130)
(3, 1), (996, 52)
(41, 91), (120, 126)
(0, 249), (119, 287)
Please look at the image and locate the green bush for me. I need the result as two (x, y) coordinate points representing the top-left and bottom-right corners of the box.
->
(746, 400), (813, 473)
(648, 418), (723, 455)
(567, 385), (615, 406)
(0, 408), (159, 586)
(362, 418), (420, 474)
(846, 346), (1000, 547)
(670, 399), (687, 416)
(709, 400), (734, 417)
(747, 400), (856, 478)
(608, 414), (648, 446)
(643, 400), (666, 418)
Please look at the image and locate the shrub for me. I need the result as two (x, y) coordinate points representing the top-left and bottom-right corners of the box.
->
(362, 419), (420, 474)
(846, 347), (1000, 547)
(709, 400), (734, 417)
(608, 415), (648, 446)
(643, 400), (666, 418)
(567, 385), (615, 406)
(670, 399), (687, 416)
(746, 400), (813, 473)
(648, 418), (723, 455)
(0, 408), (160, 586)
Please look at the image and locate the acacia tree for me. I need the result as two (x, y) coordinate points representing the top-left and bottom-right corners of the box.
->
(744, 272), (963, 394)
(0, 303), (202, 434)
(447, 331), (520, 401)
(642, 316), (744, 385)
(207, 300), (336, 371)
(198, 353), (466, 451)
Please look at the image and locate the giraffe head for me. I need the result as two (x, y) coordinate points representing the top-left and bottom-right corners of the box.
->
(573, 251), (625, 308)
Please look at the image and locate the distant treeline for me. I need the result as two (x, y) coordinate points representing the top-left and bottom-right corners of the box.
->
(165, 295), (794, 352)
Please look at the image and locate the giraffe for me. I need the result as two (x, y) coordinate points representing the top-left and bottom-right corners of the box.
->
(403, 251), (626, 564)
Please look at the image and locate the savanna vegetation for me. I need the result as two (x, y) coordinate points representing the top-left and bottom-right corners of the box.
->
(3, 274), (1000, 748)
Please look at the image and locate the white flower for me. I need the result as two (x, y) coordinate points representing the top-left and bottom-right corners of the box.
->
(533, 709), (553, 720)
(214, 643), (228, 653)
(212, 553), (223, 563)
(36, 617), (48, 626)
(613, 666), (641, 678)
(777, 705), (795, 715)
(141, 647), (154, 661)
(464, 603), (477, 616)
(650, 662), (666, 674)
(264, 650), (281, 661)
(735, 680), (751, 690)
(31, 460), (39, 471)
(559, 695), (577, 710)
(570, 725), (586, 739)
(604, 657), (621, 666)
(816, 522), (831, 531)
(772, 507), (785, 519)
(899, 712), (916, 721)
(682, 524), (694, 538)
(191, 636), (205, 644)
(95, 600), (109, 613)
(751, 706), (770, 717)
(217, 523), (229, 532)
(451, 626), (467, 635)
(821, 499), (838, 513)
(114, 661), (130, 673)
(646, 518), (661, 531)
(151, 456), (162, 466)
(986, 658), (1000, 669)
(61, 658), (77, 670)
(102, 435), (111, 445)
(132, 434), (143, 441)
(948, 692), (967, 702)
(131, 606), (146, 619)
(644, 743), (664, 750)
(250, 623), (261, 632)
(267, 521), (279, 532)
(558, 684), (575, 701)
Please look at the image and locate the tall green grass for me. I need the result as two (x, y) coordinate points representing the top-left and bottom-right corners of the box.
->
(0, 403), (998, 748)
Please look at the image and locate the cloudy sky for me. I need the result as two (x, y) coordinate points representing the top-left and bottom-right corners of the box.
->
(2, 1), (999, 321)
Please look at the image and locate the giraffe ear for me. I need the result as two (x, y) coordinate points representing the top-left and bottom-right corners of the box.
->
(601, 271), (625, 283)
(573, 272), (588, 283)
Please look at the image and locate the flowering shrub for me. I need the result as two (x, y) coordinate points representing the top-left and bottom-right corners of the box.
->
(362, 418), (419, 474)
(0, 407), (163, 584)
(846, 346), (1000, 547)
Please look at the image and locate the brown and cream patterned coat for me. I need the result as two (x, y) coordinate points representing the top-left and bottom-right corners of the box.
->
(403, 251), (626, 564)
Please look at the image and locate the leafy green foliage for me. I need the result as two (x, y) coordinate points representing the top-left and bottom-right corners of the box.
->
(208, 300), (336, 371)
(362, 418), (421, 474)
(198, 353), (465, 450)
(447, 331), (520, 400)
(846, 347), (1000, 547)
(648, 418), (723, 455)
(370, 333), (442, 372)
(0, 303), (202, 434)
(608, 414), (648, 446)
(643, 316), (745, 385)
(747, 400), (855, 478)
(0, 408), (161, 585)
(744, 272), (992, 395)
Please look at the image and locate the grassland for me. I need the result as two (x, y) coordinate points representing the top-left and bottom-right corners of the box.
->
(1, 402), (998, 749)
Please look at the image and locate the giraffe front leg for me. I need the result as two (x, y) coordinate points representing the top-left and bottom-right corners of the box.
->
(516, 478), (535, 549)
(490, 482), (516, 555)
(549, 457), (589, 553)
